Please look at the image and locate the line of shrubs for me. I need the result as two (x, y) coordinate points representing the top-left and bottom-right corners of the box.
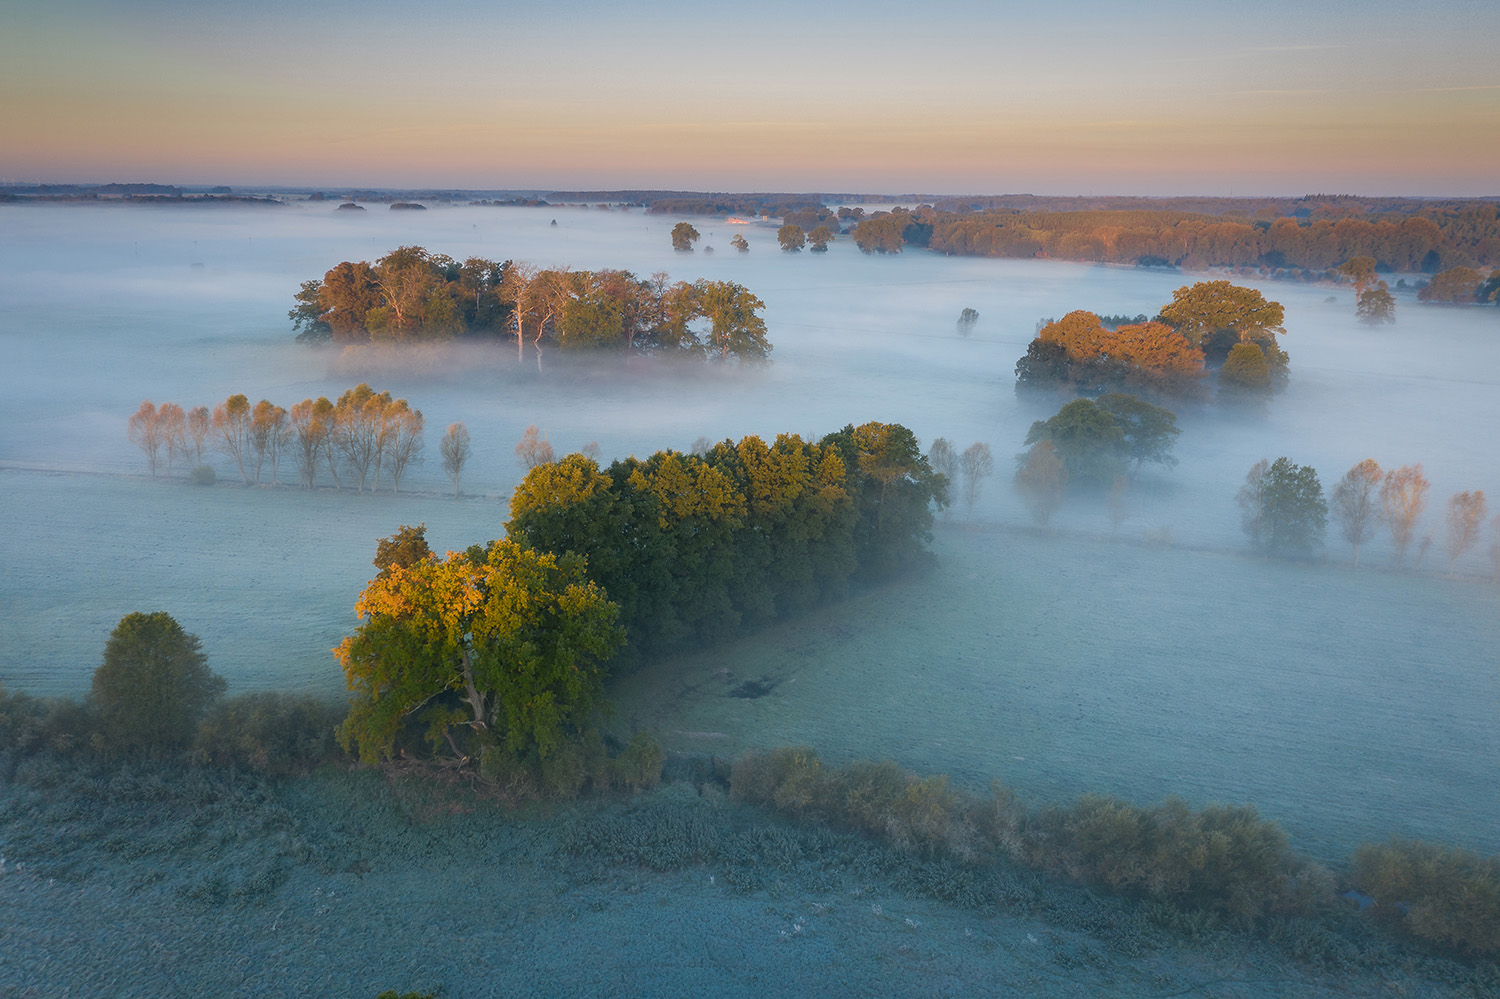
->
(728, 746), (1500, 958)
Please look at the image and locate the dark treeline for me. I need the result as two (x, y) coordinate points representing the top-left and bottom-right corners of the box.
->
(290, 246), (772, 364)
(817, 202), (1500, 273)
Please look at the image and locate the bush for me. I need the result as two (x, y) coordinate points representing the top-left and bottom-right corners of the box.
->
(90, 612), (225, 756)
(192, 692), (343, 775)
(0, 687), (95, 757)
(1353, 839), (1500, 955)
(189, 464), (216, 485)
(609, 731), (664, 791)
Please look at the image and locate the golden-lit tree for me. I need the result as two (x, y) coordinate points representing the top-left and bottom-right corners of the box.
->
(1444, 490), (1488, 574)
(127, 400), (163, 477)
(1381, 464), (1430, 569)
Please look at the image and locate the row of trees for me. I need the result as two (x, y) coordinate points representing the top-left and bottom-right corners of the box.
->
(128, 386), (438, 493)
(335, 421), (946, 761)
(1240, 459), (1492, 572)
(1015, 281), (1289, 400)
(291, 245), (773, 364)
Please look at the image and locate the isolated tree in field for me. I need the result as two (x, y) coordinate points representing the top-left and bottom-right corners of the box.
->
(441, 422), (471, 498)
(731, 233), (749, 253)
(382, 399), (425, 494)
(157, 402), (187, 475)
(927, 438), (958, 517)
(212, 394), (253, 484)
(516, 424), (555, 470)
(778, 224), (806, 252)
(807, 225), (835, 252)
(958, 442), (994, 517)
(91, 611), (224, 755)
(671, 222), (700, 252)
(187, 406), (211, 466)
(127, 400), (163, 476)
(1381, 464), (1429, 568)
(1331, 459), (1383, 566)
(1024, 398), (1126, 486)
(1096, 394), (1180, 471)
(1240, 458), (1326, 557)
(335, 538), (625, 763)
(1015, 440), (1067, 527)
(1444, 490), (1488, 573)
(1418, 266), (1482, 305)
(1335, 256), (1378, 293)
(956, 307), (978, 337)
(1356, 282), (1396, 325)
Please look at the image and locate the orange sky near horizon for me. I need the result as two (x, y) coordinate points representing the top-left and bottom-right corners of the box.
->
(3, 0), (1497, 195)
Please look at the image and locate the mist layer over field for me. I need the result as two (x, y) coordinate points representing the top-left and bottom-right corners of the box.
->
(1, 202), (1496, 862)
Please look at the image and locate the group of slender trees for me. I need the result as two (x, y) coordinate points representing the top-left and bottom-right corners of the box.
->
(291, 245), (772, 364)
(925, 439), (994, 518)
(1016, 281), (1289, 400)
(128, 387), (462, 495)
(1239, 458), (1492, 573)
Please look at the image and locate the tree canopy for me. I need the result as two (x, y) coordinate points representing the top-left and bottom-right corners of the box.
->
(91, 612), (225, 755)
(336, 537), (625, 763)
(1238, 458), (1327, 557)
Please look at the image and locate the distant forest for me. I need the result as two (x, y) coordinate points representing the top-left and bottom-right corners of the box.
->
(290, 246), (772, 363)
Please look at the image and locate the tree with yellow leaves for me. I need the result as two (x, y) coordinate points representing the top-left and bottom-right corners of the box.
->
(336, 530), (623, 763)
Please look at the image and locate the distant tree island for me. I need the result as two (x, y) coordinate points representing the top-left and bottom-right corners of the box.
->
(290, 246), (772, 364)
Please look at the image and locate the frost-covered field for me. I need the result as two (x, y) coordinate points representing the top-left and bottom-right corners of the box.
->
(1, 202), (1497, 869)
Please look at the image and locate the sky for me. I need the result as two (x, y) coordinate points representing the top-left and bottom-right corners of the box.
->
(2, 0), (1497, 196)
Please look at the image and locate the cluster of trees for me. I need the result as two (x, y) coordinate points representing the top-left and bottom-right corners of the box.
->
(1015, 281), (1289, 400)
(1416, 265), (1500, 307)
(128, 386), (446, 494)
(776, 223), (836, 253)
(507, 423), (946, 664)
(925, 439), (994, 517)
(1011, 395), (1181, 527)
(333, 421), (945, 762)
(1239, 458), (1492, 572)
(291, 245), (773, 365)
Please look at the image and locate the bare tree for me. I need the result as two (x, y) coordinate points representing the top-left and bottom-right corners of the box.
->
(1380, 464), (1429, 569)
(515, 424), (555, 470)
(1383, 468), (1428, 565)
(1236, 459), (1271, 547)
(158, 402), (187, 476)
(212, 394), (253, 484)
(332, 384), (390, 492)
(1108, 474), (1129, 535)
(289, 398), (330, 489)
(127, 401), (163, 476)
(1331, 458), (1383, 566)
(502, 262), (538, 362)
(580, 441), (601, 462)
(187, 406), (211, 466)
(1015, 440), (1067, 527)
(958, 442), (994, 517)
(927, 438), (958, 518)
(267, 405), (291, 485)
(689, 436), (713, 457)
(382, 399), (425, 494)
(1444, 490), (1488, 574)
(440, 422), (471, 497)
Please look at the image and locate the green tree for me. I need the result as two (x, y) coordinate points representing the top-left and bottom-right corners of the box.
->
(336, 539), (625, 763)
(852, 214), (906, 254)
(927, 438), (957, 518)
(1096, 394), (1180, 471)
(289, 279), (332, 343)
(1218, 343), (1272, 398)
(956, 307), (978, 336)
(731, 233), (749, 253)
(1240, 457), (1326, 557)
(373, 523), (434, 581)
(91, 612), (225, 755)
(1023, 399), (1126, 486)
(1331, 459), (1383, 566)
(1159, 280), (1287, 375)
(807, 225), (835, 252)
(1357, 281), (1396, 325)
(697, 281), (772, 364)
(777, 224), (806, 252)
(671, 222), (701, 252)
